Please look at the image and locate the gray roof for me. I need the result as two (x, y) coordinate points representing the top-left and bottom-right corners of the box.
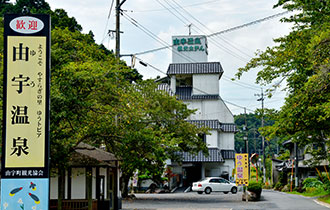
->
(175, 86), (220, 100)
(187, 120), (238, 133)
(221, 123), (239, 133)
(167, 62), (223, 76)
(71, 142), (118, 167)
(180, 148), (224, 163)
(188, 120), (221, 130)
(221, 149), (235, 159)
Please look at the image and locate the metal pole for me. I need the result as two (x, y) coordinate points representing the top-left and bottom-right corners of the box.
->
(115, 0), (120, 58)
(244, 108), (250, 180)
(261, 89), (266, 183)
(295, 142), (299, 188)
(254, 128), (257, 154)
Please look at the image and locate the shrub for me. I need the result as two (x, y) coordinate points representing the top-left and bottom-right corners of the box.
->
(305, 187), (318, 194)
(305, 186), (325, 195)
(302, 178), (323, 189)
(281, 184), (290, 192)
(274, 182), (283, 191)
(278, 172), (287, 186)
(248, 181), (262, 195)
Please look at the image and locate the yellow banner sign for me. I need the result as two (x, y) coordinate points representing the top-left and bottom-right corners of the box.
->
(235, 153), (249, 186)
(5, 36), (46, 167)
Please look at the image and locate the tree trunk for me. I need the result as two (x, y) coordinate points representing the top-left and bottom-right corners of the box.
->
(58, 166), (65, 210)
(121, 174), (130, 198)
(86, 167), (93, 210)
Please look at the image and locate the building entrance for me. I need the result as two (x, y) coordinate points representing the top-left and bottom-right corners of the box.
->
(183, 164), (201, 187)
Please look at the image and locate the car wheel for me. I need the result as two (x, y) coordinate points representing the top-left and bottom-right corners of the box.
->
(223, 192), (229, 194)
(197, 191), (203, 194)
(231, 187), (237, 194)
(204, 187), (212, 194)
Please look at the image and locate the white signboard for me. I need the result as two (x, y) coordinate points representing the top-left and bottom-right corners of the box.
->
(172, 35), (208, 63)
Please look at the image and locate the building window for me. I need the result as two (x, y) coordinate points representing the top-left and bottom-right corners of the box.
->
(199, 133), (206, 143)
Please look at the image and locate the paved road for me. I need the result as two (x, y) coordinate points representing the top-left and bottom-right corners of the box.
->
(122, 190), (330, 210)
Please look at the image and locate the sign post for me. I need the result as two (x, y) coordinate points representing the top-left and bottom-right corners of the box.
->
(235, 153), (249, 202)
(1, 14), (50, 210)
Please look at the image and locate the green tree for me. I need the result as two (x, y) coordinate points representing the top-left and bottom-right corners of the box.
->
(51, 28), (207, 198)
(49, 9), (82, 31)
(234, 113), (279, 155)
(111, 81), (208, 197)
(0, 0), (83, 32)
(235, 0), (330, 164)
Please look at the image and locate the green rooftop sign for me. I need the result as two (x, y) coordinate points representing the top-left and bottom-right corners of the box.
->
(173, 37), (205, 52)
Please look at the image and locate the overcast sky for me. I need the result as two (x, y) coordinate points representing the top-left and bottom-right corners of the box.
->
(45, 0), (292, 115)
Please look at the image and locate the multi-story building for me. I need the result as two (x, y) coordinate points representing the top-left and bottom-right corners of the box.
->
(161, 35), (237, 189)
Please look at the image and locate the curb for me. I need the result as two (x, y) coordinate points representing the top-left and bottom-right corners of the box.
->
(314, 199), (330, 209)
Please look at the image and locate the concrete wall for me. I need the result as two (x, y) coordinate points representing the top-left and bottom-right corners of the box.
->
(203, 163), (222, 177)
(192, 74), (219, 95)
(50, 176), (58, 199)
(71, 168), (86, 199)
(50, 167), (111, 200)
(206, 130), (218, 148)
(220, 133), (235, 149)
(185, 100), (234, 123)
(202, 161), (234, 179)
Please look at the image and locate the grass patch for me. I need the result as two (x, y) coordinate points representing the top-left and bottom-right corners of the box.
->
(318, 195), (330, 204)
(286, 190), (328, 197)
(287, 188), (329, 197)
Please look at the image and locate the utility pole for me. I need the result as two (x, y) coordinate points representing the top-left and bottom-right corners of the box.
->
(255, 89), (266, 183)
(294, 142), (299, 188)
(243, 107), (250, 179)
(115, 0), (126, 58)
(243, 108), (248, 155)
(253, 127), (257, 154)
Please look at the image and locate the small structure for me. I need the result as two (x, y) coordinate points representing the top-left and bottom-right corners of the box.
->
(50, 142), (121, 210)
(273, 140), (329, 184)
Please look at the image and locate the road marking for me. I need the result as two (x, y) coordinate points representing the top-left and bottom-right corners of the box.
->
(155, 209), (232, 210)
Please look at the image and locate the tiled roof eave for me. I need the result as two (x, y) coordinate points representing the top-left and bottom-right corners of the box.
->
(178, 148), (224, 163)
(167, 62), (224, 75)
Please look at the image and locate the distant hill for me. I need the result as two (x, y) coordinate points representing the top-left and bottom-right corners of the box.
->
(234, 113), (279, 157)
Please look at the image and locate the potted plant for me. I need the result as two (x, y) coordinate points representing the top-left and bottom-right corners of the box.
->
(243, 181), (262, 201)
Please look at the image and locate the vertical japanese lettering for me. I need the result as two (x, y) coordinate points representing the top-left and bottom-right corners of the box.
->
(11, 74), (30, 94)
(13, 43), (29, 61)
(11, 106), (30, 124)
(10, 137), (29, 156)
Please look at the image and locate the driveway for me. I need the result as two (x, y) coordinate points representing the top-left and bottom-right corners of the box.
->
(122, 190), (330, 210)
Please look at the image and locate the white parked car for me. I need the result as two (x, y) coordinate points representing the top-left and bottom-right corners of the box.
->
(192, 177), (238, 194)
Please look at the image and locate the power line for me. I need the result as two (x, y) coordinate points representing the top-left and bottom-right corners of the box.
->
(136, 57), (167, 75)
(222, 75), (261, 91)
(122, 12), (260, 91)
(101, 0), (115, 43)
(159, 0), (250, 62)
(208, 11), (290, 37)
(135, 56), (254, 112)
(130, 11), (290, 56)
(122, 13), (197, 64)
(169, 0), (253, 60)
(133, 0), (221, 13)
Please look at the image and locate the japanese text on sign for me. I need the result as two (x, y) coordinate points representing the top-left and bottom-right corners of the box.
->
(5, 36), (46, 167)
(235, 153), (249, 186)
